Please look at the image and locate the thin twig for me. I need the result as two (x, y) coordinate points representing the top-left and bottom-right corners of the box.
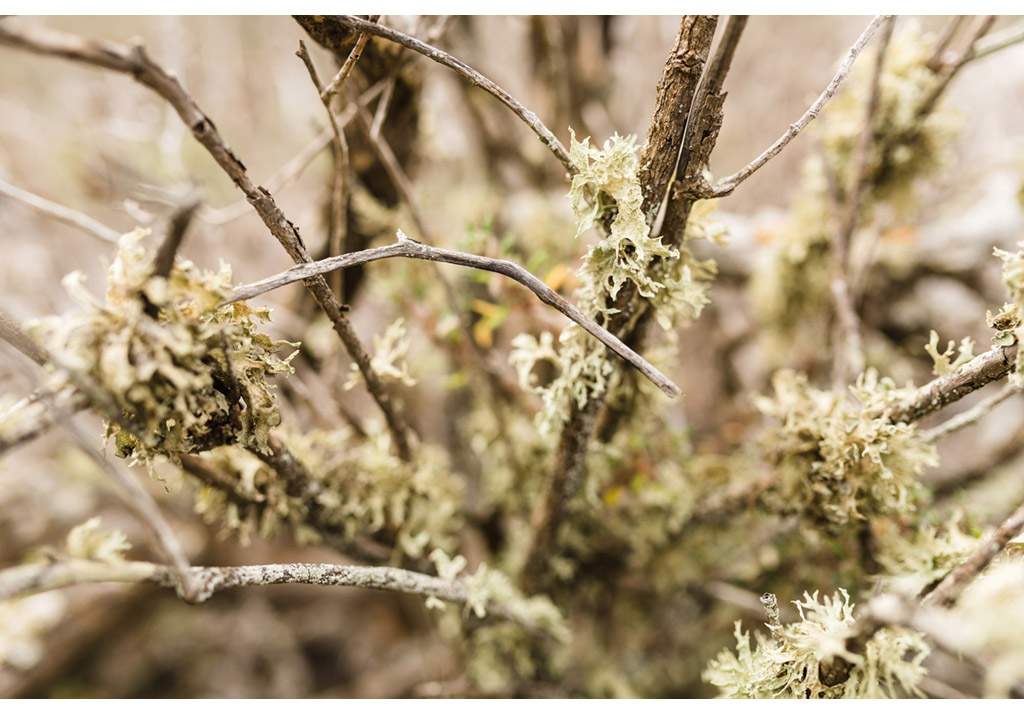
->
(927, 16), (965, 71)
(324, 14), (572, 174)
(915, 15), (995, 121)
(706, 15), (892, 198)
(151, 191), (200, 281)
(923, 382), (1022, 443)
(0, 308), (47, 366)
(61, 420), (200, 601)
(829, 18), (894, 390)
(0, 558), (554, 634)
(296, 40), (352, 300)
(965, 21), (1024, 64)
(319, 14), (378, 101)
(922, 495), (1024, 608)
(0, 20), (415, 461)
(0, 176), (121, 244)
(201, 81), (387, 226)
(227, 232), (682, 398)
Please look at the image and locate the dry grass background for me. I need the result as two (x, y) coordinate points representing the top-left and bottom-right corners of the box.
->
(2, 15), (1024, 697)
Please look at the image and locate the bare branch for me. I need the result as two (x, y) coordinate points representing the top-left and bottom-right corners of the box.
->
(927, 16), (966, 71)
(0, 558), (554, 634)
(0, 176), (121, 244)
(829, 18), (894, 390)
(922, 495), (1024, 608)
(0, 19), (416, 461)
(151, 191), (200, 281)
(637, 15), (719, 224)
(227, 233), (682, 398)
(320, 15), (378, 101)
(323, 14), (573, 174)
(296, 39), (352, 300)
(915, 15), (995, 121)
(966, 21), (1024, 64)
(923, 382), (1022, 443)
(707, 15), (893, 198)
(888, 342), (1018, 425)
(201, 81), (387, 226)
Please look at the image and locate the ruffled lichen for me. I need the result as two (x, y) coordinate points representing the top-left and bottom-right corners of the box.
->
(992, 242), (1024, 383)
(192, 427), (463, 559)
(755, 369), (937, 526)
(29, 230), (296, 463)
(874, 511), (980, 597)
(703, 589), (929, 698)
(511, 131), (721, 433)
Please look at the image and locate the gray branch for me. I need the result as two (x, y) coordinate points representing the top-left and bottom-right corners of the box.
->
(227, 232), (682, 398)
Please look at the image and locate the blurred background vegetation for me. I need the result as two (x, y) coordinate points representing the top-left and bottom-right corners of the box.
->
(2, 16), (1024, 697)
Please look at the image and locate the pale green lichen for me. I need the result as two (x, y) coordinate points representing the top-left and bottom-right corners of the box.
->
(29, 230), (296, 464)
(874, 511), (979, 597)
(511, 131), (720, 433)
(924, 330), (975, 376)
(191, 427), (462, 559)
(344, 317), (417, 390)
(703, 589), (929, 698)
(954, 560), (1024, 697)
(755, 369), (937, 526)
(65, 517), (132, 563)
(993, 243), (1024, 383)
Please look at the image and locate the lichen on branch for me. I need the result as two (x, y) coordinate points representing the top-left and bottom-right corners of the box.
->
(29, 230), (297, 463)
(703, 589), (929, 698)
(755, 369), (937, 526)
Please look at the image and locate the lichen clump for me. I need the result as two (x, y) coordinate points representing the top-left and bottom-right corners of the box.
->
(755, 369), (937, 526)
(194, 428), (463, 559)
(30, 230), (296, 462)
(992, 242), (1024, 383)
(511, 131), (720, 433)
(703, 590), (929, 698)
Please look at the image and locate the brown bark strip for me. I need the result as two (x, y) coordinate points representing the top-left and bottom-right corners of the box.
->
(637, 15), (719, 224)
(520, 16), (721, 595)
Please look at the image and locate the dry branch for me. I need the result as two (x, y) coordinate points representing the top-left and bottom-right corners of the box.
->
(227, 232), (682, 398)
(322, 14), (573, 174)
(889, 342), (1019, 425)
(922, 495), (1024, 608)
(707, 15), (892, 198)
(0, 558), (553, 634)
(828, 18), (894, 390)
(0, 19), (415, 462)
(520, 16), (719, 594)
(0, 177), (121, 244)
